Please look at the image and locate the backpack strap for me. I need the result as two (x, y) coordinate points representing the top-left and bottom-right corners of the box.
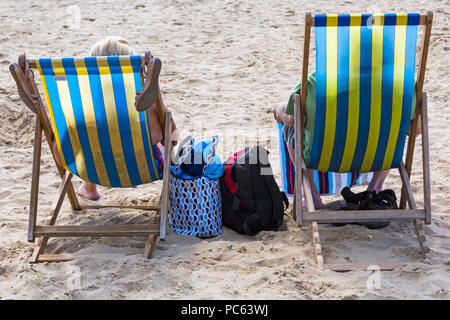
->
(281, 192), (289, 211)
(262, 173), (289, 227)
(234, 157), (254, 212)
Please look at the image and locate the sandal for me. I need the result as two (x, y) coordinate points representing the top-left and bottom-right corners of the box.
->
(332, 187), (397, 230)
(135, 57), (162, 112)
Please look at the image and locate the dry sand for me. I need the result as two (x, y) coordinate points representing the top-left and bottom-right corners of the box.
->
(0, 0), (449, 299)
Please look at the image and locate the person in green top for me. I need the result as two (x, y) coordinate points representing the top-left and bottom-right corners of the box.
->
(273, 72), (420, 211)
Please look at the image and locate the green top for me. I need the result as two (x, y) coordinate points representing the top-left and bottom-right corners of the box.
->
(284, 72), (317, 136)
(284, 73), (317, 161)
(285, 72), (315, 116)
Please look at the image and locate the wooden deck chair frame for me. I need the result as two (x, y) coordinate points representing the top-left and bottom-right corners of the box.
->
(9, 52), (173, 263)
(294, 12), (433, 272)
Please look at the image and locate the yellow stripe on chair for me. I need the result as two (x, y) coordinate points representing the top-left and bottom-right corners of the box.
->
(73, 58), (111, 187)
(339, 14), (361, 172)
(97, 57), (132, 187)
(382, 15), (407, 169)
(360, 23), (384, 172)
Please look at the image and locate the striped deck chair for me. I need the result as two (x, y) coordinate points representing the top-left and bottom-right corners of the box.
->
(294, 12), (433, 271)
(9, 52), (173, 263)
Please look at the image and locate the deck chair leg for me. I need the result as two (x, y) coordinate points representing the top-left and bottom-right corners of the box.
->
(65, 178), (80, 211)
(31, 171), (73, 263)
(413, 220), (429, 259)
(399, 162), (429, 259)
(421, 93), (431, 224)
(400, 115), (419, 209)
(311, 222), (324, 267)
(294, 94), (303, 226)
(144, 108), (172, 256)
(292, 190), (297, 221)
(144, 235), (158, 259)
(294, 11), (311, 226)
(158, 111), (172, 241)
(144, 192), (162, 258)
(28, 117), (42, 242)
(54, 161), (80, 211)
(301, 161), (323, 268)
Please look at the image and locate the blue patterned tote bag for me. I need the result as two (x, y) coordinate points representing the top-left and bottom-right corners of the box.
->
(169, 136), (223, 238)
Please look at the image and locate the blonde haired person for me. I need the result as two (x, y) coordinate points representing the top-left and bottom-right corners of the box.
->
(76, 36), (178, 200)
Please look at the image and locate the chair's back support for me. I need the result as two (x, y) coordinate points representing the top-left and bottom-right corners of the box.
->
(306, 13), (421, 173)
(36, 55), (161, 187)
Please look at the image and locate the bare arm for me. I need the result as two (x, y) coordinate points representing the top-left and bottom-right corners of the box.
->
(273, 102), (294, 127)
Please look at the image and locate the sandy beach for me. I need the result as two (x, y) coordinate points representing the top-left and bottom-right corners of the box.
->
(0, 0), (449, 299)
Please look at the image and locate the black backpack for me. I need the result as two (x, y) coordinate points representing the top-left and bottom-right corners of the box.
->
(220, 146), (289, 235)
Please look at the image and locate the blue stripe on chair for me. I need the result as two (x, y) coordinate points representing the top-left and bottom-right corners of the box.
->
(39, 58), (79, 176)
(350, 21), (372, 171)
(278, 123), (290, 194)
(384, 13), (397, 26)
(361, 14), (371, 27)
(392, 24), (418, 166)
(315, 15), (327, 27)
(407, 13), (420, 26)
(139, 111), (159, 181)
(338, 14), (350, 26)
(62, 57), (100, 185)
(328, 170), (334, 192)
(107, 56), (142, 186)
(329, 18), (350, 171)
(84, 57), (121, 187)
(371, 22), (396, 171)
(316, 171), (323, 194)
(309, 25), (327, 168)
(313, 171), (320, 194)
(129, 55), (142, 69)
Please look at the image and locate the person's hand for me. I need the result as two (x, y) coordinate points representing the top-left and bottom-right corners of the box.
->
(416, 119), (422, 137)
(407, 118), (422, 137)
(272, 102), (286, 124)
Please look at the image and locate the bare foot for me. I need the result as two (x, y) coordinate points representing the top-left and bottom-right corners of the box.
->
(76, 183), (100, 201)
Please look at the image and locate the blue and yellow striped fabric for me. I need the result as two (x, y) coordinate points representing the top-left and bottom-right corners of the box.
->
(278, 123), (373, 198)
(37, 55), (161, 187)
(308, 13), (419, 173)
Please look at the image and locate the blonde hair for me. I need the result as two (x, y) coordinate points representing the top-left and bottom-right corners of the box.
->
(89, 36), (136, 56)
